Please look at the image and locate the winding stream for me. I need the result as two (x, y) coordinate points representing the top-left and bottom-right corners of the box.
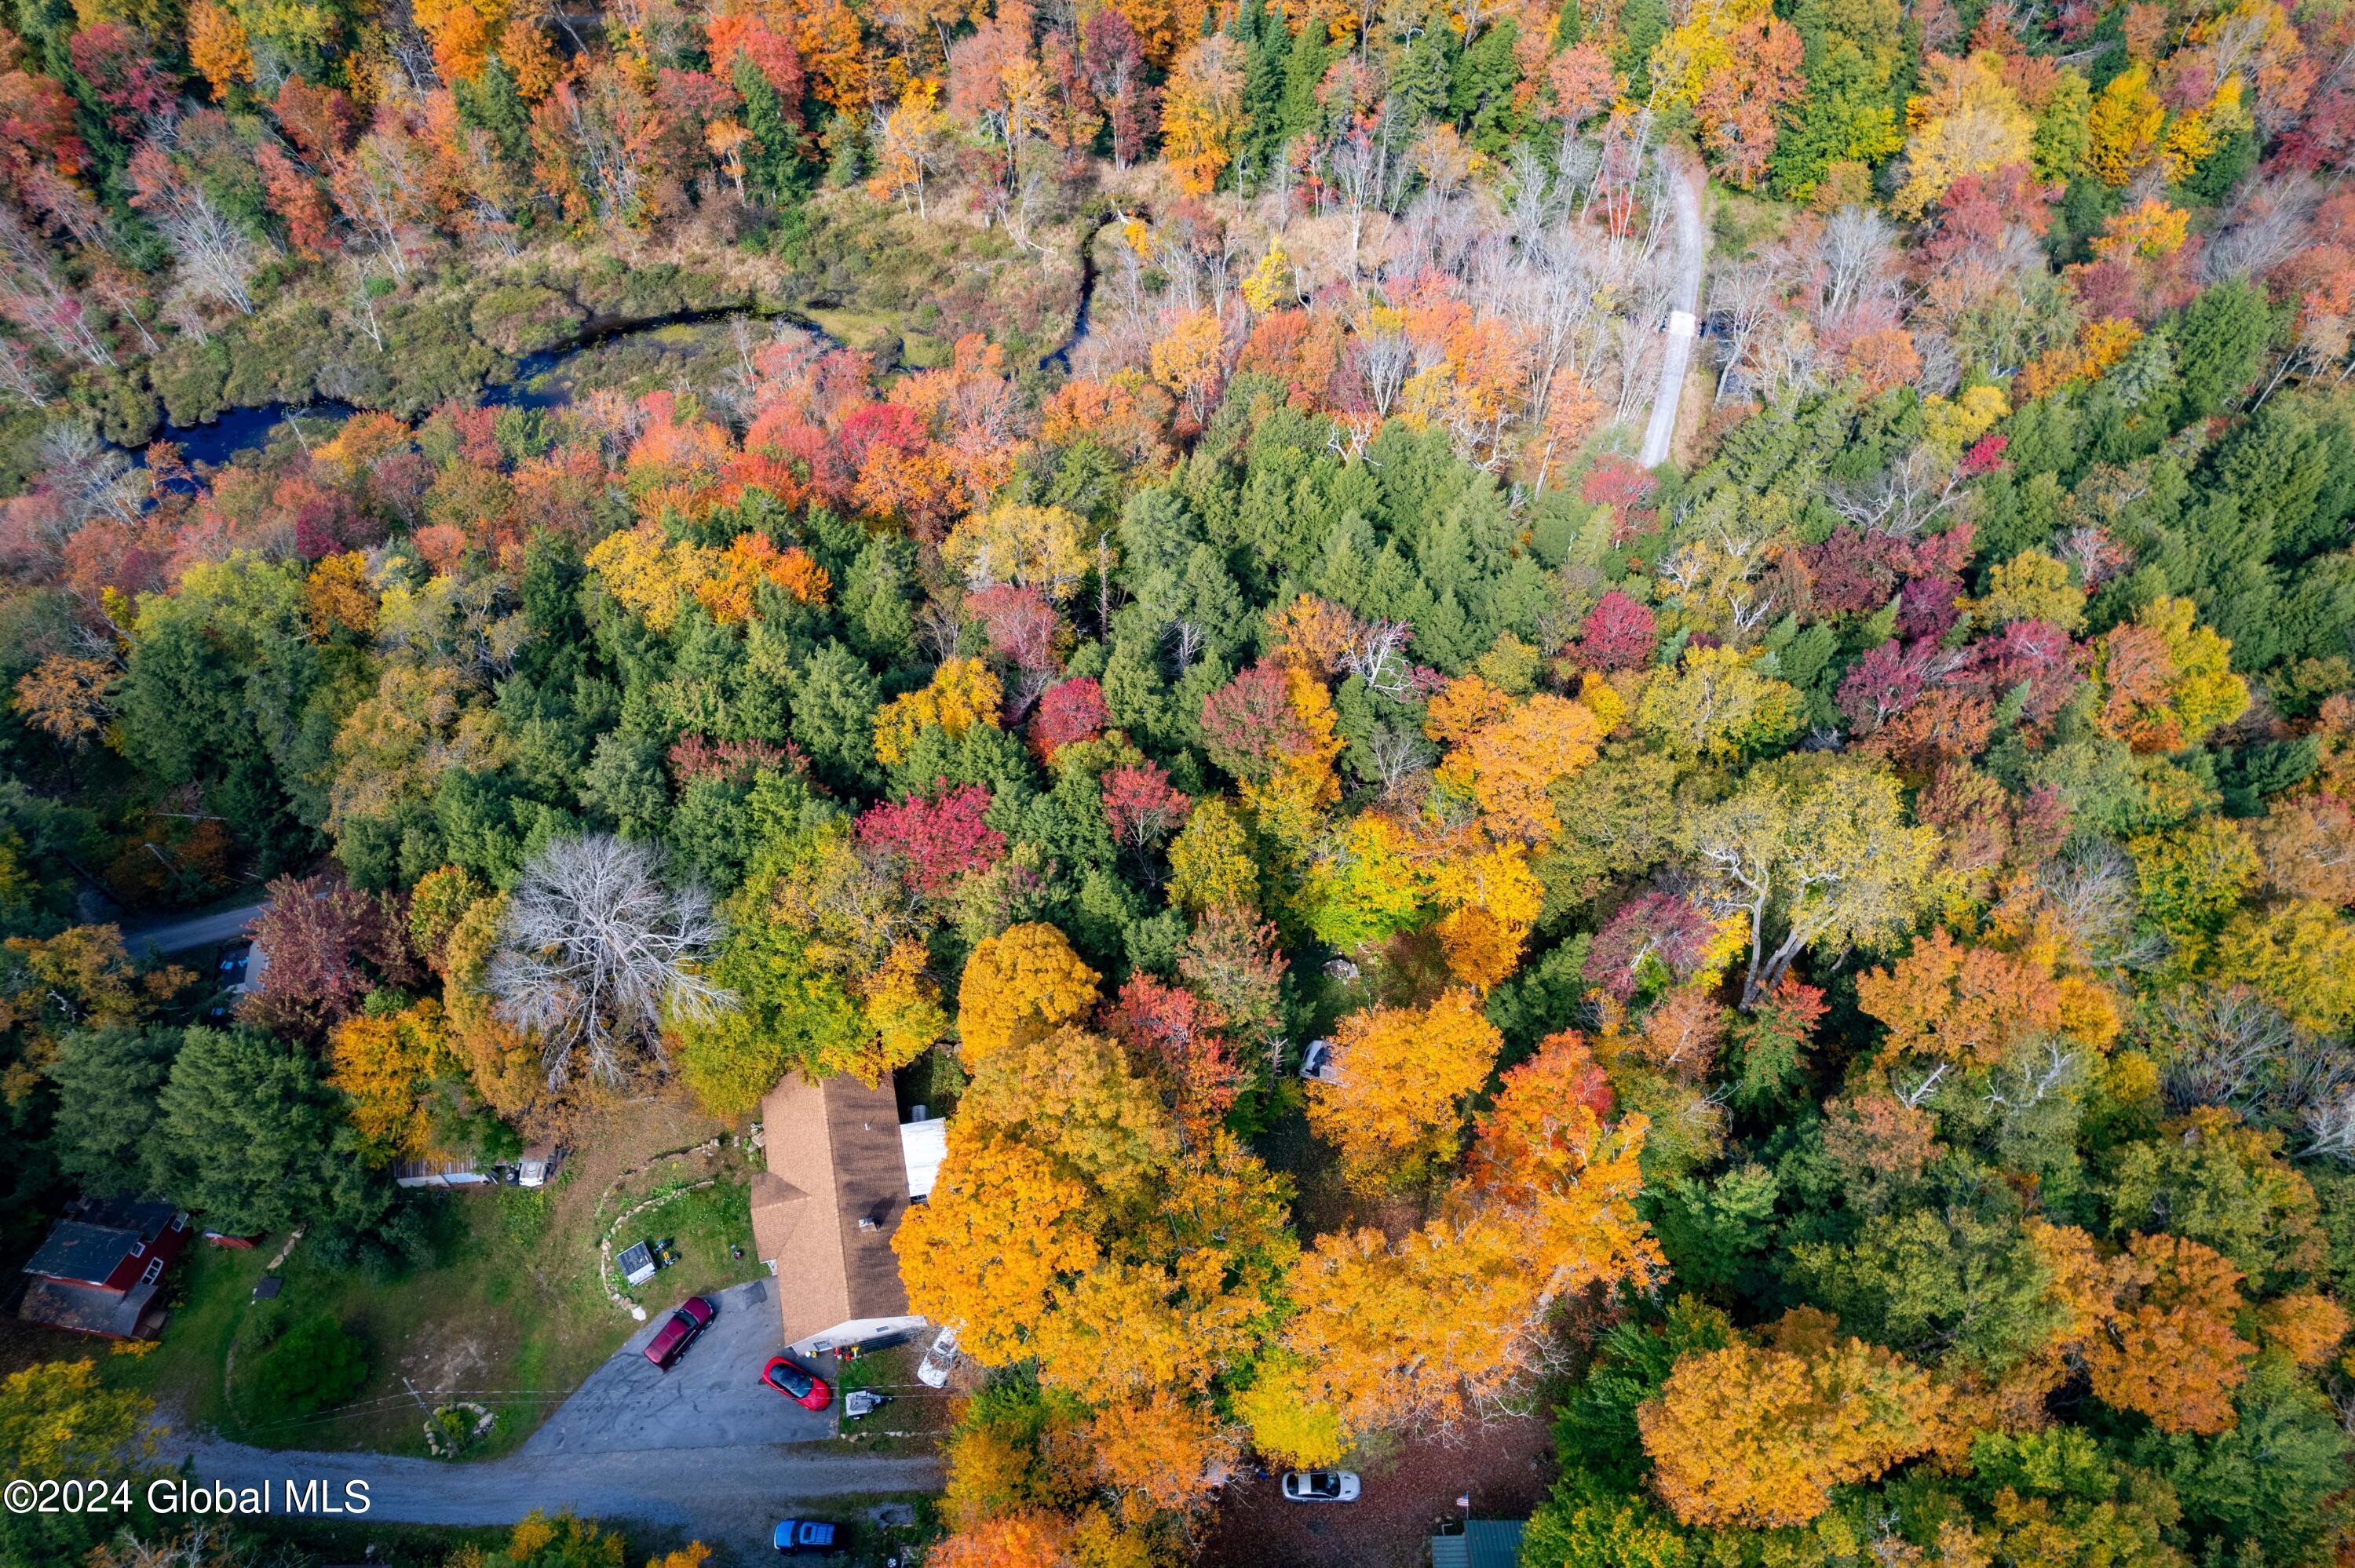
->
(148, 301), (846, 469)
(1039, 211), (1115, 376)
(148, 213), (1115, 472)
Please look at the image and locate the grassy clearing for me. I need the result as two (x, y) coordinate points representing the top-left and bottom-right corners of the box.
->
(107, 1097), (765, 1457)
(820, 1341), (958, 1457)
(804, 306), (904, 356)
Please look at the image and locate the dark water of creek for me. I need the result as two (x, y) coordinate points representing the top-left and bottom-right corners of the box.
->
(144, 225), (1112, 473)
(143, 304), (831, 472)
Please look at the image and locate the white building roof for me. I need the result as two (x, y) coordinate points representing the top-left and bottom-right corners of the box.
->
(899, 1116), (947, 1202)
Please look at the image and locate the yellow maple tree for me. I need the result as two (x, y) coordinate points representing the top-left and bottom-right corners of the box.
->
(955, 922), (1100, 1064)
(2086, 62), (2165, 184)
(1638, 1311), (1952, 1527)
(1891, 51), (2036, 217)
(862, 939), (947, 1063)
(1429, 845), (1546, 990)
(874, 658), (1006, 767)
(1437, 692), (1603, 842)
(943, 505), (1090, 600)
(1307, 989), (1500, 1187)
(1166, 798), (1259, 915)
(894, 1129), (1103, 1365)
(328, 999), (457, 1164)
(1159, 36), (1245, 195)
(12, 655), (115, 747)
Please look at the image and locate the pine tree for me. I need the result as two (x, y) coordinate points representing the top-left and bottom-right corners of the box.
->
(456, 53), (533, 173)
(1241, 0), (1291, 186)
(1277, 19), (1334, 148)
(1388, 24), (1455, 129)
(1615, 0), (1667, 100)
(735, 53), (806, 202)
(1451, 20), (1521, 153)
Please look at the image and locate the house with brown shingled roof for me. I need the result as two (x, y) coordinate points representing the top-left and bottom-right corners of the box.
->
(749, 1074), (930, 1356)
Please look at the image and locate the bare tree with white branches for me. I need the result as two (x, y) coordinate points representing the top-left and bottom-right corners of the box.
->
(130, 162), (258, 316)
(488, 834), (735, 1089)
(2149, 984), (2306, 1112)
(1815, 206), (1900, 323)
(0, 335), (51, 407)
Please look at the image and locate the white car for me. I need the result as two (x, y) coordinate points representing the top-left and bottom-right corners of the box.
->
(917, 1324), (962, 1388)
(1299, 1040), (1339, 1084)
(1282, 1471), (1360, 1503)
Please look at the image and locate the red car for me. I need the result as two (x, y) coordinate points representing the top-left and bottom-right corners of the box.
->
(761, 1354), (833, 1411)
(642, 1296), (717, 1369)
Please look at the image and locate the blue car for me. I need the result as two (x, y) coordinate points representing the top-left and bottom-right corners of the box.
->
(772, 1519), (838, 1555)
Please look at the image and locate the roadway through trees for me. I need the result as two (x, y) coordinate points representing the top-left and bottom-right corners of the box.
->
(1638, 152), (1708, 470)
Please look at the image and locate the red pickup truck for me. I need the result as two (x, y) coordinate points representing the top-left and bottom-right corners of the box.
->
(641, 1295), (717, 1369)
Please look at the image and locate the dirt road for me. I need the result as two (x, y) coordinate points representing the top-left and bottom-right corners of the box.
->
(122, 900), (264, 957)
(1638, 152), (1707, 470)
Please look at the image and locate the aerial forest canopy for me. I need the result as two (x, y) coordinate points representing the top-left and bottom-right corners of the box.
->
(0, 0), (2350, 1559)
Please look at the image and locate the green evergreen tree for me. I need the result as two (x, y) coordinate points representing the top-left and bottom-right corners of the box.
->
(734, 53), (806, 202)
(1387, 23), (1455, 129)
(1451, 19), (1521, 154)
(2167, 280), (2271, 428)
(1614, 0), (1668, 100)
(785, 640), (883, 792)
(455, 53), (535, 173)
(1277, 19), (1334, 147)
(1240, 0), (1293, 185)
(1769, 0), (1908, 200)
(151, 1026), (343, 1234)
(45, 1025), (181, 1197)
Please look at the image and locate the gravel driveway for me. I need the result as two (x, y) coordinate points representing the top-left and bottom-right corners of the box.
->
(526, 1278), (834, 1455)
(1199, 1408), (1554, 1568)
(1637, 150), (1707, 469)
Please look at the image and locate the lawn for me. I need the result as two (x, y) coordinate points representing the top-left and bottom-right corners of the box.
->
(106, 1096), (767, 1457)
(820, 1340), (958, 1457)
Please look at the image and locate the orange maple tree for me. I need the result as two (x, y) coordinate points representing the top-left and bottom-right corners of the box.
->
(1305, 988), (1500, 1187)
(2085, 1231), (2256, 1435)
(893, 1129), (1102, 1365)
(1638, 1310), (1952, 1528)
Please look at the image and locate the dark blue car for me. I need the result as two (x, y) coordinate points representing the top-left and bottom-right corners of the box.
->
(772, 1519), (838, 1555)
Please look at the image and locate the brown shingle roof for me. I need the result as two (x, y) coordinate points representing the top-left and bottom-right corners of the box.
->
(754, 1075), (912, 1347)
(19, 1278), (163, 1338)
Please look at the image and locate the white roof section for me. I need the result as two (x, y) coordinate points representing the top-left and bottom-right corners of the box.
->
(900, 1116), (947, 1202)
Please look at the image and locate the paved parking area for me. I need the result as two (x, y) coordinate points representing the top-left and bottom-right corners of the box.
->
(523, 1278), (836, 1455)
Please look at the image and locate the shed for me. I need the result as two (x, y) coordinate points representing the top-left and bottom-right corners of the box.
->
(1430, 1519), (1525, 1568)
(394, 1158), (491, 1189)
(616, 1241), (657, 1286)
